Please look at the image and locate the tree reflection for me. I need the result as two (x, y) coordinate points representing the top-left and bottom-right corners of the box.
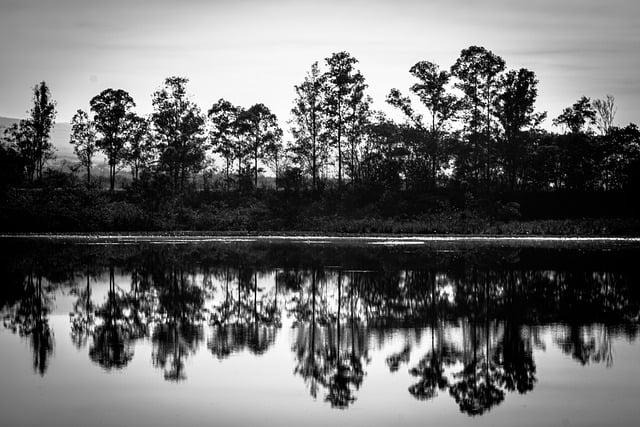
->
(1, 241), (639, 413)
(448, 322), (505, 416)
(290, 270), (369, 409)
(89, 267), (135, 370)
(291, 269), (331, 398)
(555, 324), (614, 367)
(2, 272), (54, 376)
(449, 277), (504, 416)
(70, 273), (95, 348)
(152, 267), (204, 382)
(407, 271), (459, 400)
(208, 268), (279, 360)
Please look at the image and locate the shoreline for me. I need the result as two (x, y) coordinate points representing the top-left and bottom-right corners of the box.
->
(3, 232), (640, 246)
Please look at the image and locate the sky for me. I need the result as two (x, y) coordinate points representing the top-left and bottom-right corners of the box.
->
(1, 0), (639, 131)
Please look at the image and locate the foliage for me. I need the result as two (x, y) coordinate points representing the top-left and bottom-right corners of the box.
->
(151, 77), (207, 191)
(69, 109), (98, 183)
(90, 88), (136, 190)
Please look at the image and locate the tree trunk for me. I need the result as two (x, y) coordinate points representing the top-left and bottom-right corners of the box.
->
(225, 158), (230, 192)
(254, 144), (259, 189)
(338, 117), (342, 188)
(109, 163), (115, 191)
(312, 135), (317, 192)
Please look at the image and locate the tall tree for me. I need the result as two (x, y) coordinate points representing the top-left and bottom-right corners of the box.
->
(593, 95), (616, 136)
(124, 113), (151, 181)
(451, 46), (505, 186)
(344, 74), (370, 185)
(291, 62), (327, 191)
(242, 103), (281, 188)
(324, 52), (361, 188)
(29, 81), (57, 181)
(388, 61), (459, 188)
(90, 89), (136, 191)
(151, 77), (206, 192)
(494, 68), (546, 189)
(264, 134), (284, 186)
(69, 109), (98, 184)
(208, 98), (242, 191)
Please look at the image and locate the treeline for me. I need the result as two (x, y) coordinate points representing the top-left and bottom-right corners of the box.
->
(1, 45), (639, 196)
(1, 46), (640, 233)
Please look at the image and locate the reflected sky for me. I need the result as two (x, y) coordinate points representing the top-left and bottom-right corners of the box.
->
(0, 240), (639, 426)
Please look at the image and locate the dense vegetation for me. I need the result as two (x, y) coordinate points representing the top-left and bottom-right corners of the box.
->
(1, 46), (639, 233)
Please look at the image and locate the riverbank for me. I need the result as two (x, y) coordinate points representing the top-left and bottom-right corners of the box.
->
(2, 186), (639, 236)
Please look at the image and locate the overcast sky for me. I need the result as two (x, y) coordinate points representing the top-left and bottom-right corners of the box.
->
(1, 0), (638, 130)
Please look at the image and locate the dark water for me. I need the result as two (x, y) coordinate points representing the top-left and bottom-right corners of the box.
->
(1, 238), (639, 427)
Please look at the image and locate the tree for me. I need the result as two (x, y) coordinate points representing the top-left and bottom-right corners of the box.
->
(90, 89), (136, 191)
(361, 113), (407, 191)
(593, 95), (617, 136)
(3, 120), (35, 182)
(3, 82), (56, 184)
(69, 109), (98, 184)
(553, 96), (596, 134)
(324, 52), (361, 188)
(291, 62), (327, 191)
(29, 81), (57, 181)
(208, 98), (242, 191)
(344, 76), (370, 185)
(387, 60), (459, 188)
(124, 113), (151, 181)
(451, 46), (505, 186)
(151, 76), (206, 192)
(264, 135), (284, 186)
(242, 103), (281, 188)
(494, 68), (546, 189)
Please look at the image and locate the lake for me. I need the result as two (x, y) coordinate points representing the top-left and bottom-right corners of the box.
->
(1, 236), (639, 426)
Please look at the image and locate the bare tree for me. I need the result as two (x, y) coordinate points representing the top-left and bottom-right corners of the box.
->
(593, 95), (617, 136)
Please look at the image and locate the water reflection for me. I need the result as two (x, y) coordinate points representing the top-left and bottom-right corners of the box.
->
(0, 241), (639, 416)
(2, 272), (54, 376)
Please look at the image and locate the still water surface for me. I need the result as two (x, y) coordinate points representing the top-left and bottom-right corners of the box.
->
(1, 238), (639, 426)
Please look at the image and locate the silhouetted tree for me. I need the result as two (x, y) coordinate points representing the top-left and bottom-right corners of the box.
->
(151, 76), (206, 192)
(242, 103), (281, 188)
(29, 81), (57, 181)
(69, 109), (98, 184)
(451, 46), (505, 186)
(264, 136), (284, 185)
(124, 113), (151, 181)
(324, 52), (361, 188)
(553, 96), (596, 134)
(494, 68), (546, 189)
(208, 98), (243, 191)
(3, 120), (35, 182)
(90, 88), (136, 190)
(291, 62), (328, 191)
(359, 113), (406, 191)
(593, 95), (617, 136)
(344, 74), (370, 185)
(388, 60), (459, 189)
